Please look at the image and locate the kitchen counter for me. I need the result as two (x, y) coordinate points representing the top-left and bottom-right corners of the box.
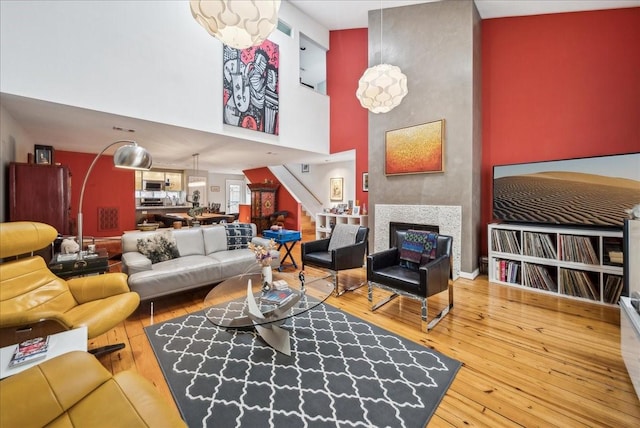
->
(135, 205), (192, 211)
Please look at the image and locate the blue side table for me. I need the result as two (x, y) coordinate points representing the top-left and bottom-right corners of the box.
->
(263, 229), (302, 271)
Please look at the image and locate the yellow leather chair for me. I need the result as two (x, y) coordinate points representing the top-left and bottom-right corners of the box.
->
(0, 222), (140, 349)
(0, 350), (187, 427)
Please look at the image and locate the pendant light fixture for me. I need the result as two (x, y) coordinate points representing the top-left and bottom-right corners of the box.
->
(189, 0), (281, 50)
(188, 153), (206, 187)
(356, 6), (408, 114)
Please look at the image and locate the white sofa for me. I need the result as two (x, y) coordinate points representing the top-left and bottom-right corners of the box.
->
(121, 223), (279, 300)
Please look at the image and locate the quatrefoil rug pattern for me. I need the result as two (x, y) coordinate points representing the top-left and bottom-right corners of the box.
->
(145, 305), (461, 428)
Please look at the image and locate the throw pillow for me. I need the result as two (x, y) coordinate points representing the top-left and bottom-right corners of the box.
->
(225, 223), (253, 250)
(327, 223), (360, 252)
(137, 231), (180, 264)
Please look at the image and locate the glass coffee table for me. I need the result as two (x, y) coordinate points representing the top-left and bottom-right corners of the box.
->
(203, 271), (333, 355)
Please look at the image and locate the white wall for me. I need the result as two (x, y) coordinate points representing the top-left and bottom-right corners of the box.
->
(207, 172), (246, 207)
(289, 159), (356, 210)
(0, 0), (330, 154)
(0, 105), (32, 222)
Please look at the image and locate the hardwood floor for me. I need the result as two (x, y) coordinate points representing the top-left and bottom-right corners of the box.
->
(97, 233), (640, 427)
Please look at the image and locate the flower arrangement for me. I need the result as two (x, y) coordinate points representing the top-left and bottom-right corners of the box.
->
(248, 239), (277, 267)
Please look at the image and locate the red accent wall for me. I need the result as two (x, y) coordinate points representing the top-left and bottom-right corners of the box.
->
(55, 150), (137, 237)
(480, 7), (640, 253)
(327, 29), (369, 206)
(243, 167), (301, 231)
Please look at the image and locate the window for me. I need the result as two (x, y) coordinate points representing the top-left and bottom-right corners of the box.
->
(299, 33), (326, 95)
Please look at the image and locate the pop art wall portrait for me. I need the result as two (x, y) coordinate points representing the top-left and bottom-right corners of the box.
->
(223, 40), (280, 135)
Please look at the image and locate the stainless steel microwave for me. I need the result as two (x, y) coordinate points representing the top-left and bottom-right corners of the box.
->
(143, 181), (163, 191)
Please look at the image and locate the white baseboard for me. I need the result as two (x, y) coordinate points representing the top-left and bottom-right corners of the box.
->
(458, 269), (479, 280)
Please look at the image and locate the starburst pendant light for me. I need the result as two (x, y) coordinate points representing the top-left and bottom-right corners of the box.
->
(189, 0), (281, 50)
(356, 8), (408, 114)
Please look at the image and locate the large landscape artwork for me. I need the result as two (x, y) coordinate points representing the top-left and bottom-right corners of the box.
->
(493, 153), (640, 228)
(223, 40), (279, 135)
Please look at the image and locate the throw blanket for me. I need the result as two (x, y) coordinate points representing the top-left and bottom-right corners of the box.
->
(327, 223), (360, 252)
(400, 230), (438, 270)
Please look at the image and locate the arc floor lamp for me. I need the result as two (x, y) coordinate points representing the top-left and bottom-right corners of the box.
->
(77, 140), (152, 260)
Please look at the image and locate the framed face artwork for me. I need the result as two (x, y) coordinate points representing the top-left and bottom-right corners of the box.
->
(330, 177), (343, 201)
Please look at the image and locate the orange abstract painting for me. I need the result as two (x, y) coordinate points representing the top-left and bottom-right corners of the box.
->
(385, 120), (444, 175)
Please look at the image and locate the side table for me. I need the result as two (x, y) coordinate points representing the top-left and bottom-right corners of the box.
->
(49, 249), (109, 279)
(263, 229), (302, 271)
(0, 326), (88, 379)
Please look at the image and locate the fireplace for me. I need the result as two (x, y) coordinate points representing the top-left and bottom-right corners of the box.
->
(389, 222), (439, 248)
(375, 204), (462, 279)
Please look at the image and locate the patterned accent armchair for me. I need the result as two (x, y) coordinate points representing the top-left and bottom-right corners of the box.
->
(367, 229), (453, 331)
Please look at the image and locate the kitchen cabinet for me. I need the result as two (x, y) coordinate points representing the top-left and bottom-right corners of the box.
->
(165, 172), (182, 191)
(135, 170), (183, 191)
(9, 162), (72, 235)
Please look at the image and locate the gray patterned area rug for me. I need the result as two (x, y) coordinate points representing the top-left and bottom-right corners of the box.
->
(145, 305), (461, 428)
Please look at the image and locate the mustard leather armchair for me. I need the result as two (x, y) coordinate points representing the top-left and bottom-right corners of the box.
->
(0, 351), (187, 427)
(0, 222), (140, 349)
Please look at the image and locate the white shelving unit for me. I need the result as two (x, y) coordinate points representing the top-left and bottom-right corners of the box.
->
(315, 213), (368, 239)
(488, 223), (624, 305)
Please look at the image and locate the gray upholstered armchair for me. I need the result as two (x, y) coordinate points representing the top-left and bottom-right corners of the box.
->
(301, 224), (369, 296)
(367, 229), (453, 331)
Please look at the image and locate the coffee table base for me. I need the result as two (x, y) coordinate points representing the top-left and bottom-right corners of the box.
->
(245, 279), (301, 356)
(254, 324), (291, 355)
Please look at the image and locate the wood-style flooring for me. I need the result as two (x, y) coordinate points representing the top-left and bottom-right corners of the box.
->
(96, 232), (640, 427)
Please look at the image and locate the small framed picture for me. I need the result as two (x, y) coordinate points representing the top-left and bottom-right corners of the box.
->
(34, 145), (53, 165)
(352, 206), (361, 216)
(301, 164), (310, 173)
(330, 177), (343, 201)
(362, 172), (369, 192)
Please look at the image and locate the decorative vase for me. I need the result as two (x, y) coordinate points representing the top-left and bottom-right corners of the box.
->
(261, 265), (273, 291)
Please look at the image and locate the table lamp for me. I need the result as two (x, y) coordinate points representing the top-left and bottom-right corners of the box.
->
(77, 140), (152, 260)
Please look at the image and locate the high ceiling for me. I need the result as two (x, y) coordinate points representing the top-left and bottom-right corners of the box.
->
(289, 0), (640, 30)
(2, 0), (638, 173)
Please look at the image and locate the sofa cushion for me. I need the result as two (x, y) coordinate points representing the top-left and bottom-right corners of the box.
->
(173, 228), (205, 256)
(202, 225), (228, 255)
(136, 232), (180, 264)
(225, 223), (253, 250)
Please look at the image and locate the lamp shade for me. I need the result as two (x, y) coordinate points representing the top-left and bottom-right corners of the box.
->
(356, 64), (408, 114)
(113, 144), (152, 170)
(189, 0), (281, 50)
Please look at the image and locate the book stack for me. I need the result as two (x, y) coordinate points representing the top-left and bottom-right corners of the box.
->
(260, 288), (294, 306)
(9, 336), (50, 368)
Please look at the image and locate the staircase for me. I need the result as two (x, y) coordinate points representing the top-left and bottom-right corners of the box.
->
(299, 211), (316, 242)
(268, 165), (322, 220)
(268, 165), (321, 241)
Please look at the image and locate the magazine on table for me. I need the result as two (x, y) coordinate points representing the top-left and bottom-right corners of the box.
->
(260, 288), (295, 305)
(9, 336), (50, 367)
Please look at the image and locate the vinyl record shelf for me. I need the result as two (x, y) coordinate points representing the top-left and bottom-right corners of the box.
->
(488, 223), (625, 305)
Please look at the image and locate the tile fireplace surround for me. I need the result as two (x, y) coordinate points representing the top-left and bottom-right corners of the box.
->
(374, 204), (462, 279)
